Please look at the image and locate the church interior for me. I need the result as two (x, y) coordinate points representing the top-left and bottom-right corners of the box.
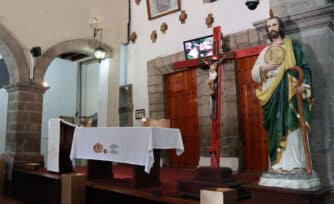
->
(0, 0), (333, 203)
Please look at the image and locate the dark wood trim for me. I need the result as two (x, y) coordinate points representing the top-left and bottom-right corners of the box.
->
(86, 180), (199, 204)
(242, 184), (331, 204)
(11, 169), (61, 204)
(235, 45), (266, 59)
(58, 120), (74, 173)
(87, 150), (161, 188)
(173, 51), (235, 70)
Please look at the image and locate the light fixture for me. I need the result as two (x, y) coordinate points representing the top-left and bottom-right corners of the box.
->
(245, 0), (259, 10)
(90, 17), (106, 62)
(94, 47), (106, 60)
(93, 28), (106, 62)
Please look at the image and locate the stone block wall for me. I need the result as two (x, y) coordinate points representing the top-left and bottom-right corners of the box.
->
(5, 84), (47, 155)
(147, 28), (264, 160)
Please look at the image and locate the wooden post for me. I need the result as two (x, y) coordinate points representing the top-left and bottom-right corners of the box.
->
(173, 26), (235, 168)
(288, 66), (312, 175)
(208, 26), (222, 168)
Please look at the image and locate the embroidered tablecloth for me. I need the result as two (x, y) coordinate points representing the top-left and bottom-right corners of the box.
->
(70, 127), (184, 173)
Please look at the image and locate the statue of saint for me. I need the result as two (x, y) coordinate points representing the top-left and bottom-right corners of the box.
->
(251, 16), (320, 190)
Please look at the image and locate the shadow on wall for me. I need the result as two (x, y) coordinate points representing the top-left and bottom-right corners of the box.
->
(291, 28), (333, 187)
(0, 57), (8, 154)
(0, 88), (8, 154)
(0, 58), (9, 88)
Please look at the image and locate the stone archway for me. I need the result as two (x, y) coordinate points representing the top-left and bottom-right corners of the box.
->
(34, 39), (112, 85)
(1, 37), (112, 191)
(0, 23), (29, 85)
(0, 23), (35, 192)
(33, 38), (113, 168)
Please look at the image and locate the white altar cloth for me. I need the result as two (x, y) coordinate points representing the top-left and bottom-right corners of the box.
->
(70, 127), (184, 173)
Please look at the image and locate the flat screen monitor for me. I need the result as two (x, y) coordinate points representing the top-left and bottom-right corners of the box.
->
(183, 34), (223, 60)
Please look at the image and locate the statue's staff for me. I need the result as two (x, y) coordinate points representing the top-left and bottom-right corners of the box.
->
(288, 66), (312, 175)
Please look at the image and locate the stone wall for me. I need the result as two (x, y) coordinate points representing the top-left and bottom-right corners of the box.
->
(147, 28), (264, 160)
(5, 84), (46, 154)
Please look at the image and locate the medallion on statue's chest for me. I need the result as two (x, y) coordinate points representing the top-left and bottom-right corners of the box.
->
(265, 46), (285, 65)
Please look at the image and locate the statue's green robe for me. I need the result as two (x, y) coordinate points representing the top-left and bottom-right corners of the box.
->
(256, 38), (312, 163)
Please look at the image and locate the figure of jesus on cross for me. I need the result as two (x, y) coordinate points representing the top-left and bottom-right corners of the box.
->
(205, 26), (224, 168)
(173, 26), (231, 168)
(203, 55), (225, 120)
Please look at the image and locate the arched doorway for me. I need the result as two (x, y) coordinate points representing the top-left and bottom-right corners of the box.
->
(33, 39), (112, 165)
(0, 23), (30, 154)
(0, 23), (34, 186)
(0, 55), (9, 154)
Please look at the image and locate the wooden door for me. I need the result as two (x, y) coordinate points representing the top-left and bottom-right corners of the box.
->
(236, 46), (268, 172)
(165, 69), (199, 168)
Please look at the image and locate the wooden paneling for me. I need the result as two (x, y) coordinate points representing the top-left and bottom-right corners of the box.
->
(236, 51), (268, 172)
(11, 169), (61, 204)
(242, 184), (330, 204)
(165, 69), (199, 168)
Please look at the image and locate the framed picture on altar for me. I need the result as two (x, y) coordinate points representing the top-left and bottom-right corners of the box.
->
(146, 0), (181, 20)
(135, 109), (146, 119)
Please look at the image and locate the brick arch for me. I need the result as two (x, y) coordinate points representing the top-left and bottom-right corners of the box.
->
(0, 23), (29, 84)
(33, 38), (112, 84)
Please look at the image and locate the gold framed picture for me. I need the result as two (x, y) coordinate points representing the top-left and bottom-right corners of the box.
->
(147, 0), (181, 20)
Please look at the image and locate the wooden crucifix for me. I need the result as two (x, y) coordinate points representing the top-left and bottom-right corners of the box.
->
(173, 26), (234, 168)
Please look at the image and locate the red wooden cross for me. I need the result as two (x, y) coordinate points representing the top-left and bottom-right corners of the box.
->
(173, 26), (234, 168)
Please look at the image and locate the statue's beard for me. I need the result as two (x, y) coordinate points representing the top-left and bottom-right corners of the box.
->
(269, 30), (280, 39)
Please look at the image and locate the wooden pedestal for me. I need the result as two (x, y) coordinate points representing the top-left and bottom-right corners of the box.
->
(0, 159), (4, 195)
(12, 169), (61, 204)
(88, 150), (161, 188)
(11, 169), (87, 204)
(242, 184), (331, 204)
(177, 167), (249, 200)
(61, 173), (87, 204)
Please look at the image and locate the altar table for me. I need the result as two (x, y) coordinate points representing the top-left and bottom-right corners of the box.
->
(70, 127), (184, 187)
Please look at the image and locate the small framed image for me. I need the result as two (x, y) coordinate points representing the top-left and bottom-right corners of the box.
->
(135, 109), (146, 119)
(146, 0), (181, 20)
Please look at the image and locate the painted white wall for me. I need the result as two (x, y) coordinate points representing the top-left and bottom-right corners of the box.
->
(0, 88), (8, 154)
(97, 59), (110, 127)
(0, 0), (129, 128)
(0, 0), (128, 51)
(81, 62), (100, 116)
(0, 1), (269, 129)
(41, 58), (78, 163)
(128, 0), (270, 125)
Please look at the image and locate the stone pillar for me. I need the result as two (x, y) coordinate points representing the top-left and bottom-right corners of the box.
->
(3, 82), (48, 192)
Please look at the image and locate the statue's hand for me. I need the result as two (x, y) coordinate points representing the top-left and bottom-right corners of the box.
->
(296, 85), (306, 92)
(295, 84), (311, 99)
(260, 64), (279, 81)
(260, 64), (279, 75)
